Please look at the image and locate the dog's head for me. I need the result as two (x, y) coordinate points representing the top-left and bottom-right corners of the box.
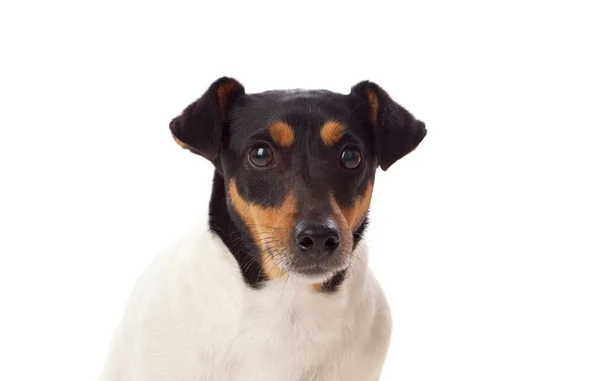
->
(170, 77), (426, 284)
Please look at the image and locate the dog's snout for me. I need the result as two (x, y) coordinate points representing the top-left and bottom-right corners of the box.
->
(294, 220), (340, 257)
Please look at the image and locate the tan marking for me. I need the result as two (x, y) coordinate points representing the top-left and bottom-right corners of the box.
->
(228, 179), (296, 280)
(312, 283), (321, 292)
(365, 88), (379, 124)
(341, 182), (374, 230)
(173, 136), (190, 150)
(268, 121), (295, 147)
(217, 82), (236, 120)
(328, 180), (374, 252)
(320, 121), (345, 146)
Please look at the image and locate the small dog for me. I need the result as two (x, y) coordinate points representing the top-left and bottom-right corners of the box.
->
(99, 77), (426, 381)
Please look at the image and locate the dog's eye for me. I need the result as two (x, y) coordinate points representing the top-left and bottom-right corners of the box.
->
(248, 144), (273, 167)
(340, 147), (362, 169)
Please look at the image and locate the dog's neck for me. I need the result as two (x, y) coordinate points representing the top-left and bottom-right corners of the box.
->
(207, 171), (368, 292)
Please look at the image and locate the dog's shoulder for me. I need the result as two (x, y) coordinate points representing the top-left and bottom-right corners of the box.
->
(99, 224), (244, 380)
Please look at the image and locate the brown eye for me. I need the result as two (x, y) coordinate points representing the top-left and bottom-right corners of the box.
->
(248, 144), (273, 167)
(340, 147), (362, 169)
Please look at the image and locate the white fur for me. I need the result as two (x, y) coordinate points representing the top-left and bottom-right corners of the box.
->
(99, 218), (392, 381)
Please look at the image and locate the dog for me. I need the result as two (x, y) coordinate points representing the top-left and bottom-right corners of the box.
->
(98, 77), (426, 381)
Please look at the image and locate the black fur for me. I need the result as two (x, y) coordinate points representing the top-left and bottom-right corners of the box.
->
(349, 81), (427, 171)
(170, 77), (426, 291)
(208, 171), (268, 286)
(169, 77), (245, 163)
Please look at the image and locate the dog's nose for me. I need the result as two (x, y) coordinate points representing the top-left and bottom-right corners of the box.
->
(294, 220), (340, 257)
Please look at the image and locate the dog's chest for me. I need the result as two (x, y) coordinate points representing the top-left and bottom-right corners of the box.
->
(200, 281), (360, 380)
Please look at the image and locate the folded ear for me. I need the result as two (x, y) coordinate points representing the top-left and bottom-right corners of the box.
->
(169, 77), (245, 161)
(350, 81), (427, 171)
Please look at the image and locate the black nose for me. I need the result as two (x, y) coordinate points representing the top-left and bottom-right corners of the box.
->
(294, 220), (340, 258)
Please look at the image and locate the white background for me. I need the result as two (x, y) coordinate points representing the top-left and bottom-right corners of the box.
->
(1, 1), (599, 380)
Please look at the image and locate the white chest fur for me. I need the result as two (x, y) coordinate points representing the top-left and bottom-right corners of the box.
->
(99, 224), (392, 381)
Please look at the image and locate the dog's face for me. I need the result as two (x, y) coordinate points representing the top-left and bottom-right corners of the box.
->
(170, 77), (426, 284)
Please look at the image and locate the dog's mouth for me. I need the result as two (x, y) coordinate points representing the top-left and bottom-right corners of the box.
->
(293, 264), (334, 277)
(288, 260), (351, 284)
(264, 244), (349, 279)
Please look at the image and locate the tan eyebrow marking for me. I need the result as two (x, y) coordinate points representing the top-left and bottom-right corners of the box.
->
(268, 121), (295, 147)
(320, 121), (345, 146)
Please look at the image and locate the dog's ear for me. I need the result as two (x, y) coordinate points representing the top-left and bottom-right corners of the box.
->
(169, 77), (245, 161)
(350, 81), (427, 171)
